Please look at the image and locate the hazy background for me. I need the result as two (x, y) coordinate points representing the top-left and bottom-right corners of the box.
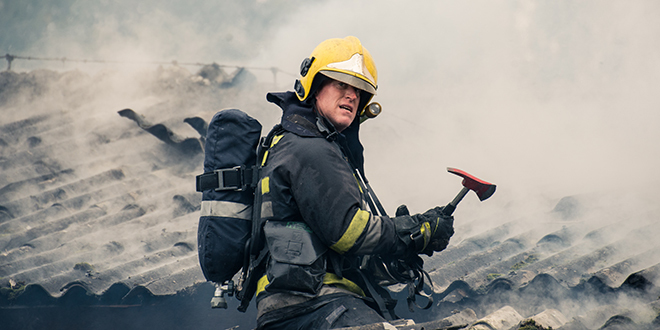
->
(2, 1), (660, 327)
(2, 0), (659, 222)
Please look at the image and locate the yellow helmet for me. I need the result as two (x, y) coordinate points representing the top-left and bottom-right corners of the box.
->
(294, 36), (378, 110)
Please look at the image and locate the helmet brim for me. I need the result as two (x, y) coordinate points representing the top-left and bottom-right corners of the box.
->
(319, 71), (377, 96)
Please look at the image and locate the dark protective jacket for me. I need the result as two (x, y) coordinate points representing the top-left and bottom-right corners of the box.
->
(261, 93), (402, 253)
(254, 92), (439, 327)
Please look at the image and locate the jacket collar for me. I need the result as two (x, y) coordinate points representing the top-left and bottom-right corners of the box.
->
(266, 91), (365, 173)
(267, 91), (320, 138)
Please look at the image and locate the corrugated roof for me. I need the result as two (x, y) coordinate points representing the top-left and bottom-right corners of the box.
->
(0, 66), (263, 299)
(1, 67), (660, 330)
(406, 191), (660, 329)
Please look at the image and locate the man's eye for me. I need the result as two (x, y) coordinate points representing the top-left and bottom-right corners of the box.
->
(337, 81), (347, 88)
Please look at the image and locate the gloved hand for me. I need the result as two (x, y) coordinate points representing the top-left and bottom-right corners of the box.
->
(420, 206), (454, 256)
(395, 205), (454, 257)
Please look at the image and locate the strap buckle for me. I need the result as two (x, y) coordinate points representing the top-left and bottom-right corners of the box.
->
(196, 166), (258, 192)
(410, 229), (425, 252)
(214, 166), (244, 191)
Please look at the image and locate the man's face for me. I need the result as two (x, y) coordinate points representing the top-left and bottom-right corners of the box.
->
(315, 79), (361, 132)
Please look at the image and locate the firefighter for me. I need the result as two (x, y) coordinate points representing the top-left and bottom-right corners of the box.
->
(252, 36), (454, 329)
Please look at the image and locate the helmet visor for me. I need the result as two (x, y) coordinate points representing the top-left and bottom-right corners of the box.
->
(320, 71), (377, 96)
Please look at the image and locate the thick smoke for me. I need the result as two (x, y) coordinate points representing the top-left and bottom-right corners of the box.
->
(2, 0), (660, 326)
(1, 0), (304, 72)
(248, 0), (660, 322)
(4, 2), (658, 207)
(0, 0), (304, 162)
(248, 1), (660, 221)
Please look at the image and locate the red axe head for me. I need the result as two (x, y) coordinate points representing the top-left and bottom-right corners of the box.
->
(447, 167), (496, 201)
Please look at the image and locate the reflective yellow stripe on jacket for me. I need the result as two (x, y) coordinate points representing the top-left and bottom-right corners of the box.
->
(256, 273), (365, 297)
(261, 134), (284, 166)
(330, 209), (370, 254)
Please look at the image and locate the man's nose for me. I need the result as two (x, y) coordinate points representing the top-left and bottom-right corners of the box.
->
(345, 86), (359, 100)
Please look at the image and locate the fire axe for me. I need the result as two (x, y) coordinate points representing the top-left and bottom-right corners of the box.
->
(442, 167), (496, 216)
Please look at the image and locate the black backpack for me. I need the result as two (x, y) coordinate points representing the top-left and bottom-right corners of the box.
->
(195, 109), (262, 286)
(196, 109), (284, 310)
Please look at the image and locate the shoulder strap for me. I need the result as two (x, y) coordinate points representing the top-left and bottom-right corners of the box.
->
(236, 124), (285, 312)
(335, 138), (388, 217)
(257, 124), (286, 164)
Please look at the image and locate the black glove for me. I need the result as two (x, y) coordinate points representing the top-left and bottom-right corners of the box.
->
(420, 206), (454, 256)
(394, 205), (454, 257)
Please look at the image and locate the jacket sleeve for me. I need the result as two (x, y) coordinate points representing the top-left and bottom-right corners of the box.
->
(283, 136), (402, 256)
